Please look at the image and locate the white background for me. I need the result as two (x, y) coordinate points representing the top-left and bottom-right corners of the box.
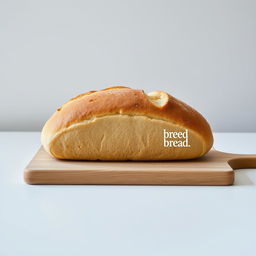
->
(1, 0), (256, 131)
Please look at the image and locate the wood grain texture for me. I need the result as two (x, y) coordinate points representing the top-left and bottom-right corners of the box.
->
(24, 147), (256, 185)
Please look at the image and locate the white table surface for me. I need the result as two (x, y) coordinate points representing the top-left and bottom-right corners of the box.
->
(1, 132), (256, 256)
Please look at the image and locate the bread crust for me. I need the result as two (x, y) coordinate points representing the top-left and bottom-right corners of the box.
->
(41, 87), (213, 160)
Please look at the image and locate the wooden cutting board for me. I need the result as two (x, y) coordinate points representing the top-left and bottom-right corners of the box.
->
(24, 147), (256, 185)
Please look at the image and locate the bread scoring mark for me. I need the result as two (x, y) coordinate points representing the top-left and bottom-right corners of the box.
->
(146, 91), (169, 108)
(57, 90), (97, 112)
(101, 86), (131, 91)
(55, 87), (130, 112)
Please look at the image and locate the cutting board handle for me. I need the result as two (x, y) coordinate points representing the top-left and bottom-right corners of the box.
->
(216, 149), (256, 170)
(228, 156), (256, 170)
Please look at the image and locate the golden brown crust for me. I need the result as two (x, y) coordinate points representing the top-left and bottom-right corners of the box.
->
(41, 87), (214, 161)
(43, 87), (213, 151)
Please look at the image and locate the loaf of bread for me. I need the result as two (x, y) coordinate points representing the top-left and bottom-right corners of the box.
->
(41, 86), (213, 160)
